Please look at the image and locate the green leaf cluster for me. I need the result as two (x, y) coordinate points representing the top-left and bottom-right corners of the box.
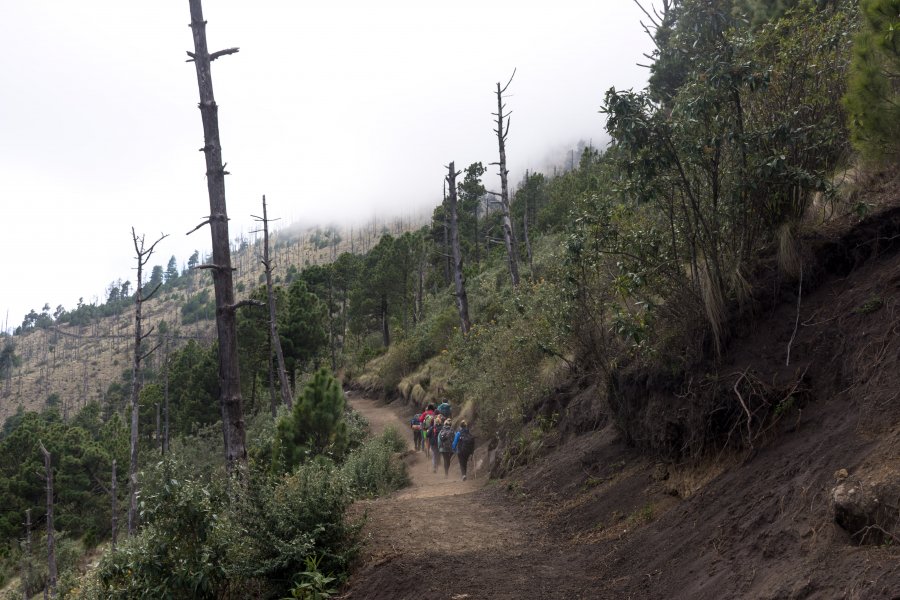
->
(844, 0), (900, 162)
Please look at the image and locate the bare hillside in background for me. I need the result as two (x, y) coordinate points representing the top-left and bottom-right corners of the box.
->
(0, 214), (424, 423)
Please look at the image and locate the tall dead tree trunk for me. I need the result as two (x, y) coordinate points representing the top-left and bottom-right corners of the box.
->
(111, 459), (117, 552)
(446, 162), (471, 335)
(441, 181), (451, 286)
(328, 281), (337, 372)
(128, 229), (167, 536)
(162, 341), (170, 455)
(186, 0), (248, 471)
(23, 509), (31, 600)
(252, 195), (292, 411)
(492, 69), (520, 287)
(414, 237), (425, 325)
(38, 442), (56, 599)
(267, 352), (277, 418)
(381, 294), (390, 347)
(523, 194), (534, 276)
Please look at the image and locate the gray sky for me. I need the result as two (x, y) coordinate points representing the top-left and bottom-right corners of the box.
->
(0, 1), (650, 331)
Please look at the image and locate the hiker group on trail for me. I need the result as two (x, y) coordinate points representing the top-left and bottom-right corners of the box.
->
(410, 403), (475, 480)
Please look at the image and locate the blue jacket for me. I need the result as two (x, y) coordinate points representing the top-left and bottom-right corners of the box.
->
(452, 428), (468, 453)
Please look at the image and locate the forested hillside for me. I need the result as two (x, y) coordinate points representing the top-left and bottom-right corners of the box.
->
(1, 0), (899, 598)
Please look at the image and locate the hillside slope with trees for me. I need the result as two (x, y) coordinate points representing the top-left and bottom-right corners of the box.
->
(0, 0), (898, 598)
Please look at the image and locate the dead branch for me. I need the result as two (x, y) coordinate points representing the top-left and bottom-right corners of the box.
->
(786, 262), (803, 366)
(210, 47), (240, 61)
(733, 370), (754, 447)
(632, 0), (662, 27)
(855, 524), (900, 545)
(140, 341), (163, 363)
(195, 263), (236, 272)
(226, 299), (265, 312)
(142, 282), (164, 302)
(186, 218), (212, 235)
(499, 68), (516, 94)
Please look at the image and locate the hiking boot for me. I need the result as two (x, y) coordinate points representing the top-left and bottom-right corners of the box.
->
(462, 475), (467, 481)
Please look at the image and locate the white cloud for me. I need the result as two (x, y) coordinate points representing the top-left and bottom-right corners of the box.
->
(0, 1), (651, 330)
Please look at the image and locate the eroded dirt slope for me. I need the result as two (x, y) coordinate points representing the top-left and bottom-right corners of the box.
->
(342, 200), (899, 600)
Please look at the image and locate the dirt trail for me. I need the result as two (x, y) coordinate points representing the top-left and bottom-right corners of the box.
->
(342, 393), (587, 600)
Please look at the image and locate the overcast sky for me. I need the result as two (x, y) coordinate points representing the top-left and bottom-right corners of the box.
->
(0, 1), (651, 332)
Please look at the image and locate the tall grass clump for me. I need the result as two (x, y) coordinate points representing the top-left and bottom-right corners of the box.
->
(341, 426), (409, 498)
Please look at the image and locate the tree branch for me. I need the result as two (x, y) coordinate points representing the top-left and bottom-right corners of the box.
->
(210, 47), (240, 61)
(142, 282), (164, 302)
(195, 263), (236, 272)
(499, 68), (517, 94)
(140, 341), (163, 362)
(186, 218), (212, 236)
(224, 299), (264, 313)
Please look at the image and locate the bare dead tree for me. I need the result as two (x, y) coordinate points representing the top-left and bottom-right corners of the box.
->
(162, 340), (170, 455)
(186, 0), (248, 471)
(441, 180), (451, 286)
(38, 441), (56, 599)
(111, 459), (117, 552)
(522, 174), (534, 276)
(23, 509), (31, 600)
(251, 195), (292, 411)
(128, 229), (167, 536)
(446, 162), (471, 334)
(491, 69), (521, 287)
(155, 402), (161, 451)
(414, 234), (426, 325)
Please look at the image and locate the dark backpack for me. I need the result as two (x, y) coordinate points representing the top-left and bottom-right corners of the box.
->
(457, 430), (475, 456)
(438, 428), (453, 452)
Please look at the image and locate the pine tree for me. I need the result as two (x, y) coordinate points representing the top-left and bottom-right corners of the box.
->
(273, 368), (348, 472)
(844, 0), (900, 162)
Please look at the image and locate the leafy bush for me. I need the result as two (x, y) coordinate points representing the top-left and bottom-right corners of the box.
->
(87, 456), (359, 600)
(340, 427), (409, 498)
(221, 461), (359, 594)
(96, 463), (227, 599)
(844, 0), (900, 162)
(601, 0), (855, 357)
(450, 271), (572, 439)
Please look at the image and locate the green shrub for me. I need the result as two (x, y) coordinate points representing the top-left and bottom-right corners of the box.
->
(96, 464), (227, 599)
(89, 456), (360, 600)
(340, 428), (409, 498)
(222, 461), (359, 595)
(844, 0), (900, 162)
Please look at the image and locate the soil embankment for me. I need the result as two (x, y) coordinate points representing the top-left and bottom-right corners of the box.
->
(341, 195), (900, 599)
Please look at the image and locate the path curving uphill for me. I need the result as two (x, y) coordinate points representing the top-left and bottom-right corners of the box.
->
(342, 393), (595, 600)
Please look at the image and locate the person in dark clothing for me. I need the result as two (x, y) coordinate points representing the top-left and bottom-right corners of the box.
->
(437, 419), (454, 477)
(452, 420), (475, 481)
(410, 413), (422, 451)
(428, 414), (443, 472)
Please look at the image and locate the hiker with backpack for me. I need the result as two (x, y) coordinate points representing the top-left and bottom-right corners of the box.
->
(410, 413), (423, 451)
(437, 418), (455, 477)
(428, 413), (443, 471)
(420, 404), (436, 458)
(436, 401), (452, 419)
(452, 420), (475, 481)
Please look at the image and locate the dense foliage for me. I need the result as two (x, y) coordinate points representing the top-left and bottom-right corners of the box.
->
(844, 0), (900, 161)
(5, 0), (897, 596)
